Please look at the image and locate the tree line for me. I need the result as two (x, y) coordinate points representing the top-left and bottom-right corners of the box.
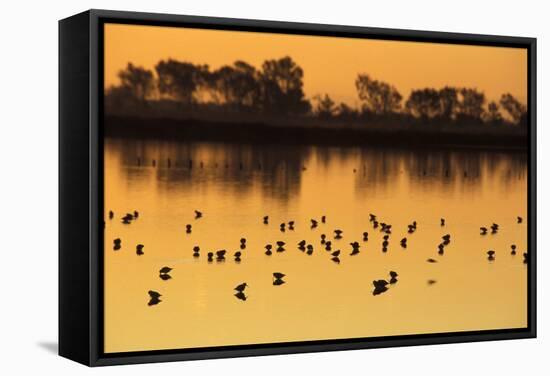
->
(107, 57), (527, 126)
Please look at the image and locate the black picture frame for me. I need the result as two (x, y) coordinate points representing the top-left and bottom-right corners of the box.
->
(59, 9), (537, 367)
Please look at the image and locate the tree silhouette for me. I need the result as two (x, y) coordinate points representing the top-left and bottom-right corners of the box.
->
(208, 61), (261, 110)
(484, 101), (503, 123)
(405, 88), (441, 120)
(438, 87), (459, 120)
(117, 63), (154, 102)
(355, 74), (402, 115)
(259, 56), (310, 115)
(499, 93), (526, 125)
(155, 59), (209, 104)
(457, 88), (486, 120)
(313, 94), (337, 119)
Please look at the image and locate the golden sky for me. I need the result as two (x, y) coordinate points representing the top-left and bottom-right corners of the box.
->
(104, 23), (527, 106)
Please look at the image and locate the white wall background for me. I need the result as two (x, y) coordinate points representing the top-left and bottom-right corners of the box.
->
(0, 0), (546, 373)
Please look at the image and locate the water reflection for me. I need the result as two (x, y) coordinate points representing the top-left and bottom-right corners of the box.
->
(107, 139), (527, 201)
(104, 137), (528, 353)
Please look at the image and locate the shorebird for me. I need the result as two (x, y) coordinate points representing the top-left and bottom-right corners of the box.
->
(311, 219), (318, 228)
(334, 229), (343, 239)
(517, 216), (523, 224)
(186, 224), (192, 233)
(372, 280), (389, 295)
(207, 252), (214, 262)
(480, 227), (488, 235)
(148, 290), (162, 306)
(511, 244), (517, 255)
(288, 221), (295, 230)
(133, 210), (139, 219)
(320, 234), (327, 244)
(306, 244), (314, 255)
(487, 250), (495, 261)
(216, 250), (226, 260)
(400, 238), (407, 248)
(369, 214), (376, 222)
(159, 266), (172, 274)
(263, 216), (269, 224)
(113, 238), (121, 251)
(193, 246), (200, 257)
(273, 272), (285, 280)
(321, 215), (326, 223)
(331, 250), (341, 257)
(234, 282), (248, 293)
(427, 258), (438, 263)
(136, 244), (144, 255)
(440, 218), (445, 226)
(389, 271), (398, 284)
(194, 210), (203, 219)
(363, 232), (369, 241)
(108, 210), (114, 219)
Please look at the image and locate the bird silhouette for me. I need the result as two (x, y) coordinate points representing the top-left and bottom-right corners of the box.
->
(438, 243), (445, 255)
(369, 214), (376, 222)
(517, 216), (523, 224)
(273, 272), (285, 279)
(487, 250), (495, 261)
(288, 221), (295, 230)
(234, 251), (242, 261)
(372, 280), (389, 295)
(331, 250), (341, 257)
(334, 229), (343, 239)
(480, 227), (488, 235)
(263, 216), (269, 224)
(108, 210), (114, 219)
(331, 256), (341, 264)
(280, 223), (286, 232)
(389, 271), (398, 284)
(234, 282), (248, 292)
(273, 279), (286, 286)
(511, 244), (517, 255)
(523, 252), (528, 264)
(362, 232), (369, 241)
(148, 290), (162, 306)
(195, 210), (203, 219)
(325, 241), (332, 251)
(193, 246), (200, 257)
(113, 238), (121, 251)
(133, 210), (139, 219)
(440, 218), (445, 226)
(306, 244), (314, 255)
(320, 234), (327, 244)
(216, 250), (226, 261)
(321, 215), (326, 223)
(400, 238), (407, 248)
(311, 219), (318, 228)
(427, 258), (438, 263)
(159, 266), (172, 274)
(207, 252), (214, 262)
(186, 224), (192, 233)
(136, 244), (144, 255)
(427, 279), (437, 285)
(159, 274), (172, 281)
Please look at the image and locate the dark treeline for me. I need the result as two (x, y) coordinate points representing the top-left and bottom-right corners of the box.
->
(106, 57), (528, 131)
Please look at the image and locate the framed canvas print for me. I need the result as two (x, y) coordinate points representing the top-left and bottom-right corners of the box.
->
(59, 9), (536, 366)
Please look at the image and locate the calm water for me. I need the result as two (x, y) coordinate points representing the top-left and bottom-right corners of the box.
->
(104, 138), (528, 353)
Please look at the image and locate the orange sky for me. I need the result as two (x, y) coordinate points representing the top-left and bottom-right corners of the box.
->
(104, 23), (527, 106)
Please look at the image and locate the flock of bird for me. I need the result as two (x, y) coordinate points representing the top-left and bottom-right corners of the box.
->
(106, 208), (528, 306)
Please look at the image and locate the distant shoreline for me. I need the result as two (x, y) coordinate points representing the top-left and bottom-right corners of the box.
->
(103, 115), (528, 152)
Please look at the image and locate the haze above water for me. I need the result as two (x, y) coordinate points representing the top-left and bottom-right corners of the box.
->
(104, 138), (527, 353)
